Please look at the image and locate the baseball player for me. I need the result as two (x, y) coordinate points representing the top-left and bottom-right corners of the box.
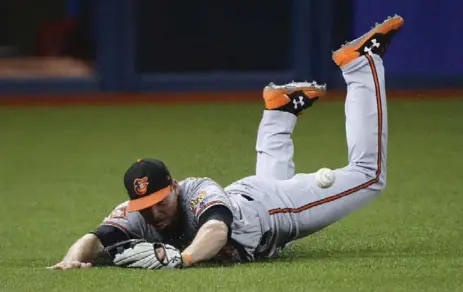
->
(48, 15), (404, 270)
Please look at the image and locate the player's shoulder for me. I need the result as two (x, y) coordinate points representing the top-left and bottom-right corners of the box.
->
(100, 200), (145, 237)
(103, 200), (130, 221)
(178, 177), (224, 198)
(103, 200), (142, 224)
(179, 176), (221, 188)
(177, 177), (229, 216)
(113, 200), (129, 210)
(180, 176), (217, 183)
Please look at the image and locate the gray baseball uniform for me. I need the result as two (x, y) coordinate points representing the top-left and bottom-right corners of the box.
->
(100, 54), (387, 262)
(99, 177), (246, 261)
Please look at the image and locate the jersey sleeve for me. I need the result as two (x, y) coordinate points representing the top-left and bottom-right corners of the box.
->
(185, 178), (233, 220)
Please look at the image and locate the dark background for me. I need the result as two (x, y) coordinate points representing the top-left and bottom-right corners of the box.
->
(0, 0), (461, 92)
(0, 0), (352, 71)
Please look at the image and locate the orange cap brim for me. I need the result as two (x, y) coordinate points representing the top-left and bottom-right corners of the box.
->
(127, 185), (171, 212)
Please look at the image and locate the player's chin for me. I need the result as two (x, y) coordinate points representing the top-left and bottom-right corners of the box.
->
(153, 220), (168, 230)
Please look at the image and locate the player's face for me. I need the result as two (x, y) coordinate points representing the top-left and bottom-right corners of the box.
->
(140, 187), (179, 230)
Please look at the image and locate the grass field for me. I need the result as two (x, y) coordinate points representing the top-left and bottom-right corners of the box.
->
(0, 98), (462, 292)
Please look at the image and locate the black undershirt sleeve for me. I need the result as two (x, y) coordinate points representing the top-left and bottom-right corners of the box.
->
(90, 224), (131, 247)
(198, 205), (233, 238)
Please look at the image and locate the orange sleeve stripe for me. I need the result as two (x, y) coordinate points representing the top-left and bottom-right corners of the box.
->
(196, 200), (227, 216)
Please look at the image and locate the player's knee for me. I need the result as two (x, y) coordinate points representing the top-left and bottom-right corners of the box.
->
(377, 177), (387, 192)
(373, 173), (387, 193)
(350, 163), (387, 193)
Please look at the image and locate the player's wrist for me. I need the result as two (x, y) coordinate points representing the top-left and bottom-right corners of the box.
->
(181, 253), (193, 267)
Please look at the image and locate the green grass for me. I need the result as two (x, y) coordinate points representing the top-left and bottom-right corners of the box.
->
(0, 99), (462, 292)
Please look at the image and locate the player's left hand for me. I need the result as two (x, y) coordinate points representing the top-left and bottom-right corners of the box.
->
(113, 241), (184, 270)
(46, 261), (92, 270)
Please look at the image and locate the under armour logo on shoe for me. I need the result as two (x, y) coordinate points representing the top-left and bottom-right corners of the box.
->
(364, 39), (380, 55)
(293, 96), (305, 109)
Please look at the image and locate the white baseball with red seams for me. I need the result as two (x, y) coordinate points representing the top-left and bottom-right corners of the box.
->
(315, 168), (335, 188)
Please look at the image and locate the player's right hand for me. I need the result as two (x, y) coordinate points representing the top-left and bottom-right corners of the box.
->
(46, 261), (92, 270)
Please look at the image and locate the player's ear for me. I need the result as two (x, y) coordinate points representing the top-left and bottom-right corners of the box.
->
(172, 181), (179, 192)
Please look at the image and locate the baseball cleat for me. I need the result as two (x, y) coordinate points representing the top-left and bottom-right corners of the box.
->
(263, 81), (326, 115)
(332, 15), (404, 67)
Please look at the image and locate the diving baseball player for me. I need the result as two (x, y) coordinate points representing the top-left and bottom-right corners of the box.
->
(48, 15), (404, 270)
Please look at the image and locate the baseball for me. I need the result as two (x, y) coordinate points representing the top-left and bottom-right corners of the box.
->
(315, 167), (335, 188)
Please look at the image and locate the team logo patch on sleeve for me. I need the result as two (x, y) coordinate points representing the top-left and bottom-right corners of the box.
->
(133, 177), (149, 196)
(109, 206), (128, 219)
(189, 191), (206, 211)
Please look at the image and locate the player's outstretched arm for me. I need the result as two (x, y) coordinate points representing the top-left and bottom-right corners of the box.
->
(181, 218), (229, 266)
(112, 205), (232, 269)
(47, 234), (103, 270)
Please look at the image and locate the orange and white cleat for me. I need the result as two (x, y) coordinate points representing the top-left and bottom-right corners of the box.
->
(263, 81), (326, 115)
(333, 15), (404, 67)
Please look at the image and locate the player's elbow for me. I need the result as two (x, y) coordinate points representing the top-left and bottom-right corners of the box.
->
(198, 206), (233, 248)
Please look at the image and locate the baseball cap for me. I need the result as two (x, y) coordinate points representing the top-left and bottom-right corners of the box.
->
(123, 158), (173, 212)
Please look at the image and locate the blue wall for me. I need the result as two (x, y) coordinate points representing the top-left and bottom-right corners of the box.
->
(354, 0), (463, 77)
(0, 0), (461, 95)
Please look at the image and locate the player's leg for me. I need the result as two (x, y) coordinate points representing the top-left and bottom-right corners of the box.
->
(255, 82), (326, 180)
(274, 15), (404, 242)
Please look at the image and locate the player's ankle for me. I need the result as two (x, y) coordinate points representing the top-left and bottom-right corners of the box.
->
(273, 91), (317, 115)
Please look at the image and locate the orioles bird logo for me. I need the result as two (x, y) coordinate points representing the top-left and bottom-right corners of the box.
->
(133, 177), (149, 196)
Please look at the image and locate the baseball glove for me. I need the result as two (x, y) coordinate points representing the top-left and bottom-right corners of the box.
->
(91, 239), (147, 266)
(110, 240), (185, 269)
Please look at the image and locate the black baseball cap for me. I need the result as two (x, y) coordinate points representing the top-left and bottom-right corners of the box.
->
(123, 158), (173, 212)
